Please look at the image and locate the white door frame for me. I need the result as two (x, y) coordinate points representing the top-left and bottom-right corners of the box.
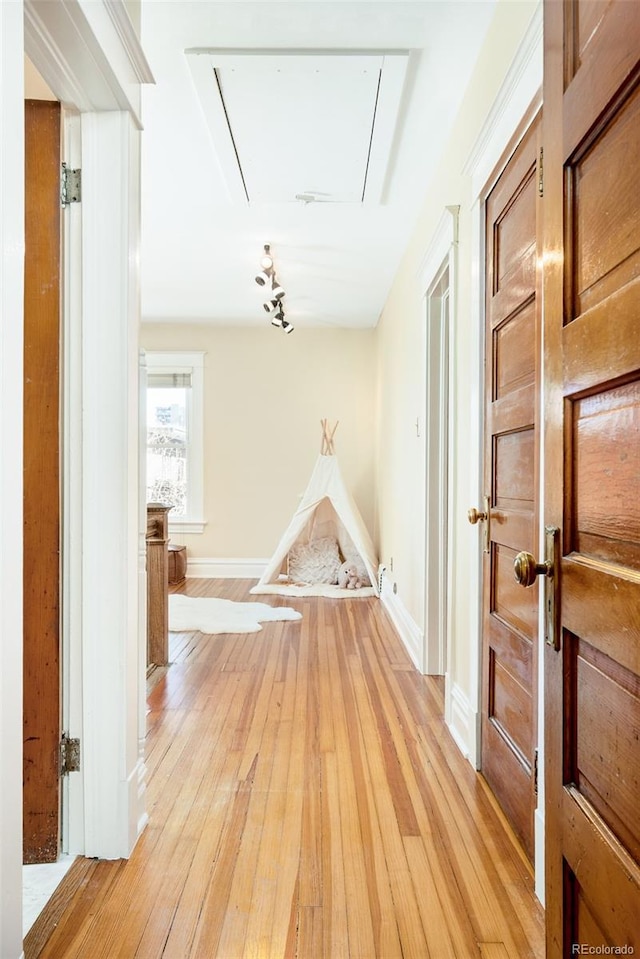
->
(419, 206), (459, 677)
(23, 0), (153, 859)
(0, 4), (27, 955)
(60, 107), (85, 853)
(462, 0), (544, 899)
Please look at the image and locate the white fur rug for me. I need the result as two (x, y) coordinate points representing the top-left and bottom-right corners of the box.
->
(168, 594), (302, 634)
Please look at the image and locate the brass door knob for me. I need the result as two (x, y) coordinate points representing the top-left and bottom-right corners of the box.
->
(513, 551), (553, 588)
(468, 507), (487, 525)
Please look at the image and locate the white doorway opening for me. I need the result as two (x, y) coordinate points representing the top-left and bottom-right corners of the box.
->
(419, 205), (458, 677)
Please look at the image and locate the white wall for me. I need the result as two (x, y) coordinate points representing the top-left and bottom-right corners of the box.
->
(141, 324), (377, 568)
(375, 0), (539, 748)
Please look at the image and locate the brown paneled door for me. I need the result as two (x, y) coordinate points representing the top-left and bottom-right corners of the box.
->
(543, 1), (640, 955)
(23, 99), (62, 863)
(478, 115), (541, 863)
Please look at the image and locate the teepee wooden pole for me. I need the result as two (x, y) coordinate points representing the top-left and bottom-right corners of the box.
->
(320, 419), (327, 454)
(320, 419), (339, 455)
(328, 420), (338, 454)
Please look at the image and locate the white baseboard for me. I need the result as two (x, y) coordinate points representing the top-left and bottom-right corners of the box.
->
(135, 756), (149, 843)
(125, 757), (148, 857)
(534, 806), (545, 905)
(380, 579), (423, 671)
(186, 557), (268, 579)
(445, 674), (479, 767)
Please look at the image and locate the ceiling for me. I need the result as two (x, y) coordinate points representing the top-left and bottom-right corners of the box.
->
(140, 1), (498, 330)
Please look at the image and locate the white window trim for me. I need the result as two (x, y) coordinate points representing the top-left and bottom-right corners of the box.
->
(145, 350), (206, 534)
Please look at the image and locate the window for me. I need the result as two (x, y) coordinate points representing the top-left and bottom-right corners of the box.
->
(145, 351), (205, 533)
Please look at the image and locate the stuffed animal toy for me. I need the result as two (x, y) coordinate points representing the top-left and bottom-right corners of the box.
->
(338, 560), (363, 590)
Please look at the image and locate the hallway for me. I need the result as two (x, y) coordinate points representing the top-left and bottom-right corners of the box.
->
(26, 580), (544, 959)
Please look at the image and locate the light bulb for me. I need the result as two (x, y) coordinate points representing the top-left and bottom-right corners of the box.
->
(260, 244), (273, 271)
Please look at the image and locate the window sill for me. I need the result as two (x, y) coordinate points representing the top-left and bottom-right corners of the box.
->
(168, 519), (207, 535)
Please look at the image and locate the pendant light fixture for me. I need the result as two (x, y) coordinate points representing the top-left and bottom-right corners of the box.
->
(253, 243), (294, 333)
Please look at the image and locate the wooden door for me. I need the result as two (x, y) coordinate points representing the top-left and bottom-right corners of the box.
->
(543, 0), (640, 954)
(23, 99), (61, 863)
(479, 114), (541, 862)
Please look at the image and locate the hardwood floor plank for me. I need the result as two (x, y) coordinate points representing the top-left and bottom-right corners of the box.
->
(159, 750), (248, 958)
(329, 613), (379, 959)
(24, 858), (104, 959)
(35, 860), (127, 959)
(346, 645), (428, 958)
(28, 581), (544, 959)
(318, 750), (348, 956)
(479, 944), (511, 959)
(404, 835), (460, 959)
(187, 755), (257, 957)
(267, 622), (310, 958)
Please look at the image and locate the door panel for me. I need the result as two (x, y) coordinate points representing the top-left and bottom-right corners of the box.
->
(573, 383), (639, 567)
(23, 99), (61, 864)
(481, 114), (541, 863)
(543, 0), (640, 953)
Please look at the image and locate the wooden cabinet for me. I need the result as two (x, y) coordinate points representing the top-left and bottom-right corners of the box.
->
(168, 543), (187, 585)
(146, 504), (171, 668)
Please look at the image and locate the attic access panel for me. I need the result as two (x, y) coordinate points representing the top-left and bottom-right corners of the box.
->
(187, 50), (409, 205)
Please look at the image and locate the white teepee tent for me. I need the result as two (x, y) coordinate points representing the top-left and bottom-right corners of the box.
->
(251, 421), (379, 598)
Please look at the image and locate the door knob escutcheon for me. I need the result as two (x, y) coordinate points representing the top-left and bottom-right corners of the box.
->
(514, 527), (561, 651)
(468, 495), (491, 553)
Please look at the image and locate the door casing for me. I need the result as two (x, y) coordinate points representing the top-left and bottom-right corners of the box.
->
(463, 6), (544, 894)
(419, 206), (458, 678)
(24, 0), (152, 860)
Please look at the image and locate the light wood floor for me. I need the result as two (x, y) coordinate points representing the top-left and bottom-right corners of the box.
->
(26, 579), (545, 959)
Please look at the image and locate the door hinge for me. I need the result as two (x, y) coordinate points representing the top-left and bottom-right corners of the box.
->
(538, 147), (544, 198)
(533, 747), (539, 796)
(60, 733), (81, 775)
(61, 163), (81, 207)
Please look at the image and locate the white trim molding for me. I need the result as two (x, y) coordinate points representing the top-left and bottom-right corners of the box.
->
(463, 2), (543, 195)
(419, 205), (459, 678)
(170, 520), (207, 535)
(416, 204), (459, 290)
(103, 0), (155, 85)
(0, 4), (26, 956)
(444, 674), (479, 766)
(379, 574), (423, 671)
(462, 0), (544, 884)
(535, 806), (546, 905)
(24, 0), (154, 126)
(187, 557), (270, 579)
(145, 350), (206, 532)
(80, 109), (146, 859)
(61, 110), (86, 856)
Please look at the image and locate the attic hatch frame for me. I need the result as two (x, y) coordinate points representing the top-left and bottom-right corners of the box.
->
(186, 49), (409, 206)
